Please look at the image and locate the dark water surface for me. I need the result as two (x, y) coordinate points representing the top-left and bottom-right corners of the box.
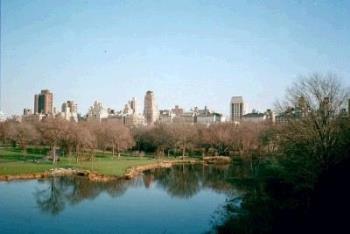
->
(0, 164), (244, 234)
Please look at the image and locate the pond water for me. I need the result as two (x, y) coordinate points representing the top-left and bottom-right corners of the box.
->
(0, 164), (245, 234)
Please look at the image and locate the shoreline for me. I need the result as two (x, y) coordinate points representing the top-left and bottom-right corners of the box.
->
(0, 159), (200, 182)
(0, 156), (232, 182)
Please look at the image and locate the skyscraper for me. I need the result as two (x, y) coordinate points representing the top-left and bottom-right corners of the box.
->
(34, 94), (39, 114)
(62, 100), (77, 113)
(34, 90), (53, 114)
(230, 96), (244, 122)
(144, 91), (158, 125)
(130, 97), (137, 114)
(86, 101), (108, 121)
(61, 100), (78, 122)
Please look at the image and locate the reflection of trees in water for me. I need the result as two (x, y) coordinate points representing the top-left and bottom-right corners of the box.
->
(156, 164), (201, 199)
(35, 176), (130, 215)
(201, 165), (233, 194)
(146, 164), (242, 199)
(35, 163), (245, 215)
(142, 173), (154, 188)
(35, 177), (67, 215)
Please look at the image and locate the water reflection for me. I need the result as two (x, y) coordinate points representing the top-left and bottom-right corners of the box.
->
(34, 164), (241, 215)
(149, 164), (236, 199)
(35, 176), (132, 215)
(35, 177), (66, 215)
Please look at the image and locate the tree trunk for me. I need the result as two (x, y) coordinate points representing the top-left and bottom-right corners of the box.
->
(52, 144), (57, 165)
(90, 150), (94, 170)
(182, 147), (185, 160)
(76, 145), (79, 163)
(68, 146), (72, 157)
(112, 144), (115, 158)
(22, 146), (27, 156)
(117, 143), (120, 160)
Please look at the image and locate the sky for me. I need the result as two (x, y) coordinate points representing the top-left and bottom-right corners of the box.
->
(1, 0), (350, 117)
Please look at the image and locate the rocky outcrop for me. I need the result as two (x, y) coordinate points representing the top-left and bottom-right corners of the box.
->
(124, 159), (199, 179)
(0, 168), (88, 182)
(49, 168), (88, 176)
(203, 156), (231, 164)
(88, 172), (118, 182)
(124, 162), (173, 179)
(0, 172), (49, 181)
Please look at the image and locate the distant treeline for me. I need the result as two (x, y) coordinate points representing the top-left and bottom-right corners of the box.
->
(0, 114), (275, 161)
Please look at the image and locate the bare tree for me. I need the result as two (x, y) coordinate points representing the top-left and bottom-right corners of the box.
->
(39, 118), (68, 164)
(1, 121), (16, 146)
(284, 73), (349, 113)
(85, 121), (108, 154)
(170, 123), (197, 159)
(277, 73), (350, 170)
(64, 122), (96, 163)
(149, 123), (174, 158)
(102, 122), (134, 159)
(2, 121), (39, 154)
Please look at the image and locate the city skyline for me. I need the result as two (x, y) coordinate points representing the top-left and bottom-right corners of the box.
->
(1, 0), (350, 116)
(28, 88), (230, 117)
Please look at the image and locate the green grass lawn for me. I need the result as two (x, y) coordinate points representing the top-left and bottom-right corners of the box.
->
(0, 147), (159, 176)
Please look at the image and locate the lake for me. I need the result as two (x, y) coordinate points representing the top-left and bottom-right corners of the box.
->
(0, 164), (245, 234)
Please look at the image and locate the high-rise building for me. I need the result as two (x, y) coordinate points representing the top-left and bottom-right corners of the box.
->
(61, 101), (78, 122)
(86, 101), (108, 121)
(62, 100), (77, 113)
(143, 91), (158, 125)
(230, 96), (244, 122)
(34, 95), (39, 114)
(34, 90), (53, 114)
(130, 97), (137, 114)
(124, 97), (137, 115)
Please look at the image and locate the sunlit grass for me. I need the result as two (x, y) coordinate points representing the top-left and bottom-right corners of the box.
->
(0, 147), (159, 176)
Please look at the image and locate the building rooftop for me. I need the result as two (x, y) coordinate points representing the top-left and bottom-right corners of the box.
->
(231, 96), (243, 103)
(243, 112), (265, 118)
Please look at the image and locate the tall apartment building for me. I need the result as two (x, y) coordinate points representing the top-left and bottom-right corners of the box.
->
(143, 90), (158, 125)
(86, 101), (108, 121)
(124, 97), (137, 115)
(130, 97), (137, 114)
(230, 96), (244, 122)
(61, 100), (78, 122)
(62, 100), (77, 113)
(34, 90), (53, 114)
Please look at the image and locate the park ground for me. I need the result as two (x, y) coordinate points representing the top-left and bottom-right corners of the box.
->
(0, 147), (187, 177)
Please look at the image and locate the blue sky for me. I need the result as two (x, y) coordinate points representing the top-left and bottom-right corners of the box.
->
(1, 0), (350, 117)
